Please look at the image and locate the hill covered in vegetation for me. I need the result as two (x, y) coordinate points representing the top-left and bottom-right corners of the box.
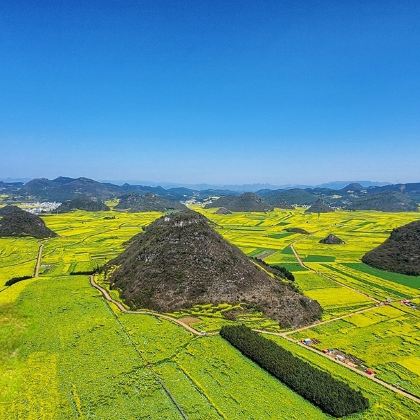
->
(107, 210), (321, 327)
(4, 176), (420, 212)
(362, 220), (420, 275)
(260, 188), (317, 206)
(56, 197), (110, 213)
(345, 192), (418, 212)
(206, 193), (273, 212)
(305, 199), (334, 213)
(115, 193), (186, 212)
(0, 205), (57, 238)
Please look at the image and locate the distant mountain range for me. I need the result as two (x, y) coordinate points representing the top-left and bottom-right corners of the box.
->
(0, 176), (419, 212)
(100, 180), (391, 192)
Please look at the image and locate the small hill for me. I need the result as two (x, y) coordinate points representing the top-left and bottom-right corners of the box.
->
(115, 193), (186, 212)
(346, 192), (418, 212)
(215, 207), (232, 215)
(305, 199), (334, 213)
(56, 197), (110, 213)
(320, 234), (345, 244)
(284, 227), (310, 234)
(206, 193), (273, 212)
(362, 220), (420, 275)
(106, 211), (321, 327)
(341, 183), (364, 193)
(0, 205), (57, 238)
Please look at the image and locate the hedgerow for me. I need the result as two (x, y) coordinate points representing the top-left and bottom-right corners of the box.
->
(5, 275), (32, 286)
(220, 325), (369, 417)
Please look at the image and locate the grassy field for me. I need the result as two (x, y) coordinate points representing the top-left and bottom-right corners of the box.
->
(1, 207), (419, 418)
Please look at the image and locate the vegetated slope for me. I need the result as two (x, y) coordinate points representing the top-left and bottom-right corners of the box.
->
(206, 192), (274, 212)
(22, 176), (121, 201)
(215, 207), (232, 214)
(320, 234), (345, 244)
(362, 220), (420, 275)
(346, 192), (418, 212)
(115, 193), (186, 212)
(305, 199), (334, 213)
(260, 188), (317, 206)
(56, 196), (110, 213)
(0, 205), (57, 238)
(340, 183), (365, 193)
(107, 210), (321, 327)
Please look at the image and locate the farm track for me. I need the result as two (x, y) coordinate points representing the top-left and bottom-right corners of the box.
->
(33, 243), (44, 277)
(90, 276), (217, 337)
(290, 244), (380, 303)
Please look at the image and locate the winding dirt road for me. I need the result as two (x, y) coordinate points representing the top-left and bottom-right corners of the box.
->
(89, 276), (215, 337)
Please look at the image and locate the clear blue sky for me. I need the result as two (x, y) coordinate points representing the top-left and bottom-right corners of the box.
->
(1, 0), (419, 185)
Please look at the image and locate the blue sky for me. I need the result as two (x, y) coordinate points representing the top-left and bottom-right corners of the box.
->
(1, 1), (419, 185)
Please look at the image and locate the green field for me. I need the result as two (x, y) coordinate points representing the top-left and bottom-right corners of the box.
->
(1, 207), (419, 418)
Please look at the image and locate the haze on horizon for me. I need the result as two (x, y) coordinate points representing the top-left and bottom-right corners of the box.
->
(1, 1), (420, 185)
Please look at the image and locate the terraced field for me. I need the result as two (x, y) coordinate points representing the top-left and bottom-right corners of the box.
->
(1, 207), (419, 418)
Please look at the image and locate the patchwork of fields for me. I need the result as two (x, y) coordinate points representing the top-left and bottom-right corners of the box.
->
(197, 207), (420, 399)
(0, 207), (419, 418)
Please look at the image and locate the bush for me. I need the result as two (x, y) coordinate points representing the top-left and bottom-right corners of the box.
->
(272, 265), (295, 281)
(220, 325), (369, 417)
(69, 268), (100, 276)
(5, 275), (32, 286)
(252, 258), (295, 281)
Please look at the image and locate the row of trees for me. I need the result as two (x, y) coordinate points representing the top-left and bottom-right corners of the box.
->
(220, 325), (369, 417)
(5, 275), (32, 286)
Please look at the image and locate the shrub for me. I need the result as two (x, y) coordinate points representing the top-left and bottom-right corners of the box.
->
(220, 325), (369, 417)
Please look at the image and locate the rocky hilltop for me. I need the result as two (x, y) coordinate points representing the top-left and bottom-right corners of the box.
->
(320, 234), (345, 244)
(107, 210), (321, 327)
(0, 205), (57, 238)
(362, 220), (420, 275)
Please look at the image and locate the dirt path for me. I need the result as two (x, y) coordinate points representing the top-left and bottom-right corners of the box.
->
(89, 276), (215, 337)
(280, 304), (379, 336)
(33, 243), (44, 278)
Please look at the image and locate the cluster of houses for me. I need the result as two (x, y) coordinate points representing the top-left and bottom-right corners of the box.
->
(302, 338), (375, 375)
(25, 202), (61, 214)
(401, 299), (417, 310)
